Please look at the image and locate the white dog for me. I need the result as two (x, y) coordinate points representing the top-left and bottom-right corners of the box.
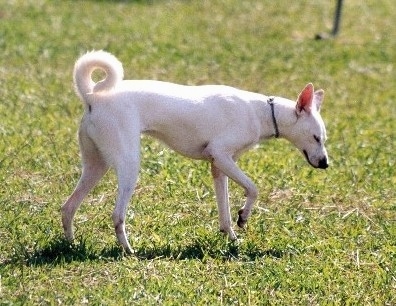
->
(61, 51), (328, 254)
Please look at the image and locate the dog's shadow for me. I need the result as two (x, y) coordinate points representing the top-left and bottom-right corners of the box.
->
(5, 236), (287, 267)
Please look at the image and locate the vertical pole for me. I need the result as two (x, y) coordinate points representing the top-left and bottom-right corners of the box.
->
(331, 0), (343, 36)
(315, 0), (344, 39)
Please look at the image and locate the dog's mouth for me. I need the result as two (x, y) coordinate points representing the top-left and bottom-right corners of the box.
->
(303, 150), (315, 167)
(303, 150), (328, 169)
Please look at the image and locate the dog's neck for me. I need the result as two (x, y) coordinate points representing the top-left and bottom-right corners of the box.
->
(267, 97), (279, 138)
(259, 97), (298, 140)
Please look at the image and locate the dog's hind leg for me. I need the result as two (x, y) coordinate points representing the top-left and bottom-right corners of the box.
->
(211, 163), (237, 240)
(110, 136), (141, 255)
(61, 131), (109, 241)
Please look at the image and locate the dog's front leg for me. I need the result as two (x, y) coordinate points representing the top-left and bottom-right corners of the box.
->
(209, 151), (258, 229)
(211, 162), (237, 240)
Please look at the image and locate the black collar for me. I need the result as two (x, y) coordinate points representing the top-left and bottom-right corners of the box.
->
(267, 97), (280, 138)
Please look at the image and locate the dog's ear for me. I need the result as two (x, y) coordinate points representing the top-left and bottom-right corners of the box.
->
(313, 89), (324, 112)
(296, 83), (314, 115)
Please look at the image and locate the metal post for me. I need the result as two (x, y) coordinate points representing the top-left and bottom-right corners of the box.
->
(315, 0), (344, 40)
(331, 0), (343, 36)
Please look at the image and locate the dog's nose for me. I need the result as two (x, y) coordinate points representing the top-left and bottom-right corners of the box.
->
(318, 158), (328, 169)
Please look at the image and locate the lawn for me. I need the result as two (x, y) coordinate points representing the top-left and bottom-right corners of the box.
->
(0, 0), (395, 304)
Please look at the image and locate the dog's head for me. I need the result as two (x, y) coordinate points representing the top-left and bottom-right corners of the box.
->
(290, 83), (329, 169)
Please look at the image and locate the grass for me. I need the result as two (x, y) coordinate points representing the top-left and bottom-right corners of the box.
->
(0, 0), (395, 304)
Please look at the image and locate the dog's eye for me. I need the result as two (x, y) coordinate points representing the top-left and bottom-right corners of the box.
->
(313, 135), (321, 144)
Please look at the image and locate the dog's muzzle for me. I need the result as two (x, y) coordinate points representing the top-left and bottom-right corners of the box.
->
(303, 150), (328, 169)
(318, 157), (329, 169)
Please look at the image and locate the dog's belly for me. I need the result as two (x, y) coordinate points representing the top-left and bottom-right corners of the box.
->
(144, 129), (210, 160)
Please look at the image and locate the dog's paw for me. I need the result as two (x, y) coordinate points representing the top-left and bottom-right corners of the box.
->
(220, 228), (238, 241)
(121, 244), (135, 256)
(237, 209), (247, 228)
(63, 229), (75, 241)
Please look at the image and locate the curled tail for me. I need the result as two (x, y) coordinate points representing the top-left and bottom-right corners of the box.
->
(73, 50), (124, 102)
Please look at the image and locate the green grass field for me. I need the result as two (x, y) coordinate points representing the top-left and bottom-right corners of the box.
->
(1, 0), (395, 304)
